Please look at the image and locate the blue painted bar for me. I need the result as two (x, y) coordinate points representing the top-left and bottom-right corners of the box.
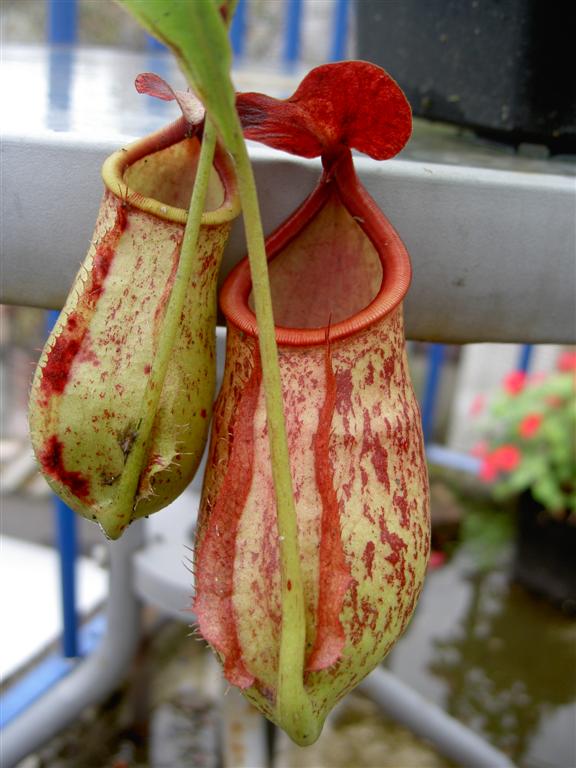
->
(0, 615), (106, 729)
(47, 47), (74, 133)
(0, 656), (74, 730)
(330, 0), (349, 61)
(518, 344), (534, 373)
(46, 311), (79, 660)
(47, 0), (77, 45)
(421, 344), (446, 444)
(230, 0), (248, 57)
(284, 0), (303, 67)
(426, 443), (482, 475)
(54, 497), (79, 658)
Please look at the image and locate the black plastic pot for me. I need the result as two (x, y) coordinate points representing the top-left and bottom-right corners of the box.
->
(356, 0), (576, 153)
(513, 492), (576, 614)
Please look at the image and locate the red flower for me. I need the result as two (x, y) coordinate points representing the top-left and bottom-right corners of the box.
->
(471, 440), (489, 458)
(428, 551), (446, 569)
(530, 372), (547, 384)
(469, 395), (486, 417)
(558, 350), (576, 372)
(479, 458), (498, 482)
(503, 370), (527, 395)
(519, 413), (543, 438)
(479, 444), (521, 481)
(494, 444), (522, 471)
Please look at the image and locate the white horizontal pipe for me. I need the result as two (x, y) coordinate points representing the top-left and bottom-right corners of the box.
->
(2, 134), (574, 344)
(360, 667), (516, 768)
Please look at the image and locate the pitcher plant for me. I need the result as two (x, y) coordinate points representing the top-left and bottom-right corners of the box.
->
(194, 62), (430, 743)
(28, 0), (430, 748)
(29, 117), (240, 539)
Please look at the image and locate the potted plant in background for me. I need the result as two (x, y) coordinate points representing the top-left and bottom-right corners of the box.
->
(472, 351), (576, 612)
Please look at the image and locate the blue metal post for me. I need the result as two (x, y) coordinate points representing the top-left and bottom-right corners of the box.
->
(283, 0), (303, 68)
(46, 0), (76, 131)
(54, 498), (79, 658)
(0, 615), (105, 729)
(47, 0), (77, 45)
(46, 311), (79, 659)
(518, 344), (534, 373)
(46, 26), (74, 684)
(230, 0), (248, 58)
(330, 0), (349, 61)
(421, 344), (445, 444)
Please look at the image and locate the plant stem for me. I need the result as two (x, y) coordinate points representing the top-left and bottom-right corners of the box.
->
(113, 120), (218, 533)
(230, 118), (319, 743)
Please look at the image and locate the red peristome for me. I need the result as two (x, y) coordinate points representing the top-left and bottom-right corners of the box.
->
(194, 358), (263, 690)
(39, 435), (91, 501)
(40, 198), (126, 400)
(307, 342), (353, 673)
(237, 61), (412, 162)
(221, 148), (411, 347)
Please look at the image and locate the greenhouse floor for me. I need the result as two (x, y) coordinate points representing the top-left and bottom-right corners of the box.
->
(1, 486), (575, 768)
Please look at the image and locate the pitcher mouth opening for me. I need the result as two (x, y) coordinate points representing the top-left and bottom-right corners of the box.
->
(101, 117), (240, 226)
(220, 151), (412, 347)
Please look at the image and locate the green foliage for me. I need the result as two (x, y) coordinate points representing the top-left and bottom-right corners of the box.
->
(459, 503), (515, 571)
(475, 360), (576, 517)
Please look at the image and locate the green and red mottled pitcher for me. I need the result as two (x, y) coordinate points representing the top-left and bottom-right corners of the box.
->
(194, 63), (430, 744)
(29, 118), (240, 539)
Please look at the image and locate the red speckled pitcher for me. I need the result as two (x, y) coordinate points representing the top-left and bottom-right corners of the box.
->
(29, 118), (239, 539)
(194, 71), (430, 738)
